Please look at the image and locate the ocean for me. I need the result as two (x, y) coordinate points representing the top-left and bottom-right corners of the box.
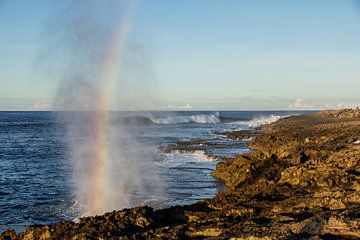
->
(0, 111), (307, 232)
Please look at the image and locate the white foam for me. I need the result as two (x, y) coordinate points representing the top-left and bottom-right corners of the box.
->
(150, 112), (220, 124)
(172, 150), (217, 161)
(234, 114), (284, 128)
(161, 150), (217, 168)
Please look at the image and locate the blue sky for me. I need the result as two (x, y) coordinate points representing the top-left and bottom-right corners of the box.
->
(0, 0), (360, 110)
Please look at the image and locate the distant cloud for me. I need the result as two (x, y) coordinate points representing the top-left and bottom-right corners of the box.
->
(319, 102), (360, 110)
(179, 103), (192, 109)
(289, 98), (314, 109)
(29, 102), (52, 110)
(0, 97), (52, 111)
(124, 102), (194, 111)
(154, 103), (193, 110)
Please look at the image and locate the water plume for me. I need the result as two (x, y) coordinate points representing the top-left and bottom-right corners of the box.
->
(45, 0), (161, 216)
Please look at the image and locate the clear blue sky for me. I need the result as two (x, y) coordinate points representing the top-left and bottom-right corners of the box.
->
(1, 0), (360, 110)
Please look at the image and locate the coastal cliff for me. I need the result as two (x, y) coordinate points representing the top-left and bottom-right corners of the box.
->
(2, 109), (360, 239)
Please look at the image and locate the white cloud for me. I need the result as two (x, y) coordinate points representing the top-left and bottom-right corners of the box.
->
(30, 102), (52, 110)
(323, 103), (360, 110)
(289, 98), (314, 109)
(129, 103), (193, 110)
(179, 103), (192, 109)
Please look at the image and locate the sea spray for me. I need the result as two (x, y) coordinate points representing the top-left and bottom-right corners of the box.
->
(150, 112), (220, 124)
(44, 1), (162, 216)
(234, 114), (285, 128)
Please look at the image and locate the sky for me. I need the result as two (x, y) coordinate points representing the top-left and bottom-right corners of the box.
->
(0, 0), (360, 110)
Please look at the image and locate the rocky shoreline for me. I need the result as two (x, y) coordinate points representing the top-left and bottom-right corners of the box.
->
(2, 109), (360, 239)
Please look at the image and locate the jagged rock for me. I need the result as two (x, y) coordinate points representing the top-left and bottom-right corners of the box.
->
(230, 237), (272, 240)
(321, 216), (360, 238)
(212, 155), (252, 187)
(214, 130), (263, 141)
(316, 108), (360, 118)
(187, 227), (222, 237)
(0, 229), (18, 240)
(21, 226), (50, 240)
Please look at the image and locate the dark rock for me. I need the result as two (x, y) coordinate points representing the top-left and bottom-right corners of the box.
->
(0, 230), (18, 240)
(214, 129), (263, 141)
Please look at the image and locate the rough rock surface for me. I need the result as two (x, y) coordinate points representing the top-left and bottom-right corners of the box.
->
(2, 109), (360, 239)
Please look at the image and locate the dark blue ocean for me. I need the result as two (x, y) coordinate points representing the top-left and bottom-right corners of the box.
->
(0, 111), (308, 232)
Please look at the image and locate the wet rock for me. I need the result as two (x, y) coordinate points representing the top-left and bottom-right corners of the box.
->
(215, 130), (263, 141)
(0, 230), (18, 240)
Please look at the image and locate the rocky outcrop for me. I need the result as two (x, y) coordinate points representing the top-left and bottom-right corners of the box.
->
(316, 107), (360, 118)
(2, 109), (360, 239)
(210, 109), (360, 239)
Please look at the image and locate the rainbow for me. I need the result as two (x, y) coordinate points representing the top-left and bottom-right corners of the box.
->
(85, 1), (134, 215)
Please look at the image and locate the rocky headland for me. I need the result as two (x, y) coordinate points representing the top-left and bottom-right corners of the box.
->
(2, 109), (360, 239)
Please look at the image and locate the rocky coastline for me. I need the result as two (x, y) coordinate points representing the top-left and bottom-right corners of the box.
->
(1, 109), (360, 239)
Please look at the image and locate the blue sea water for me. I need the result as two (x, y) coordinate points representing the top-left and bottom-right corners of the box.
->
(0, 111), (308, 232)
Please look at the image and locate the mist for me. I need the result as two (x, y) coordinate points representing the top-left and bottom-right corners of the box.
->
(43, 0), (162, 215)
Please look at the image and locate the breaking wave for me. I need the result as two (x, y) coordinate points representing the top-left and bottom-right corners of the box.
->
(165, 150), (218, 162)
(117, 113), (221, 125)
(234, 114), (284, 128)
(150, 113), (220, 124)
(116, 112), (288, 126)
